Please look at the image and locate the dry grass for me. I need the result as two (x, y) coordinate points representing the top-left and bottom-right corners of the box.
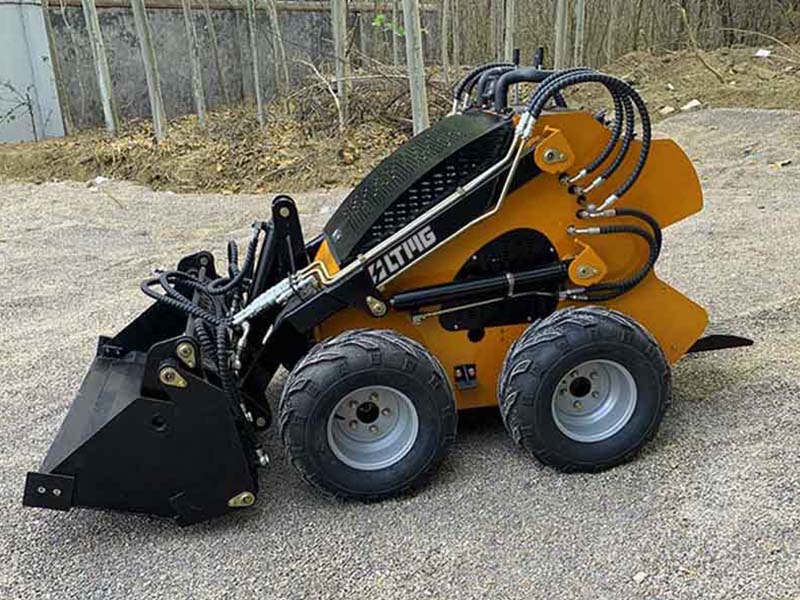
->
(1, 46), (798, 192)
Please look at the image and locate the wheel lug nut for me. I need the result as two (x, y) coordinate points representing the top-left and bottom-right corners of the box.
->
(349, 400), (358, 409)
(348, 420), (358, 430)
(590, 371), (598, 379)
(573, 400), (582, 409)
(559, 388), (567, 395)
(369, 392), (379, 402)
(592, 391), (600, 398)
(570, 371), (578, 378)
(369, 425), (379, 434)
(381, 407), (391, 416)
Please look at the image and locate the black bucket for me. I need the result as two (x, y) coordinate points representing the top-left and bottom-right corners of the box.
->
(22, 302), (259, 525)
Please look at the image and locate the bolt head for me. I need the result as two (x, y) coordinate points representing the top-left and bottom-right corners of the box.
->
(52, 488), (62, 497)
(592, 391), (600, 398)
(369, 392), (379, 402)
(256, 417), (267, 427)
(573, 400), (583, 409)
(570, 370), (578, 378)
(349, 420), (359, 430)
(162, 370), (175, 382)
(349, 399), (359, 409)
(381, 407), (391, 416)
(590, 371), (598, 379)
(279, 206), (291, 218)
(37, 486), (46, 494)
(369, 425), (379, 434)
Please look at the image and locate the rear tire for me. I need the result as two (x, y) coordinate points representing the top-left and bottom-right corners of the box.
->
(498, 306), (670, 472)
(279, 329), (457, 500)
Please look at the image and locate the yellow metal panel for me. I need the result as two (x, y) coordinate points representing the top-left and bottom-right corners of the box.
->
(313, 111), (708, 410)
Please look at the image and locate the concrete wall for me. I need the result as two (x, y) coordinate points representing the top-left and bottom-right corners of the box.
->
(48, 3), (439, 130)
(0, 0), (65, 142)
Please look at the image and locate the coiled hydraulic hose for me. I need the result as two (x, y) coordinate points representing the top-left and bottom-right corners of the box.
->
(194, 319), (217, 364)
(579, 94), (635, 193)
(139, 225), (267, 464)
(453, 61), (514, 107)
(520, 67), (625, 180)
(475, 66), (517, 104)
(613, 207), (662, 252)
(575, 224), (659, 301)
(492, 67), (566, 112)
(526, 71), (652, 209)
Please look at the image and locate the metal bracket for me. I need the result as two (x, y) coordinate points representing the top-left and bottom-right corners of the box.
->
(23, 472), (75, 511)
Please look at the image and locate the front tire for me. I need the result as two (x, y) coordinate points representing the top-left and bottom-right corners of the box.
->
(279, 329), (457, 500)
(498, 306), (670, 472)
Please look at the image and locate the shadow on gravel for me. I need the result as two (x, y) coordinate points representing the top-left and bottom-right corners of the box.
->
(454, 406), (505, 437)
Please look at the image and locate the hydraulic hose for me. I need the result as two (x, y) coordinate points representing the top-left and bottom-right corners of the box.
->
(613, 208), (662, 252)
(140, 223), (272, 468)
(576, 224), (659, 301)
(492, 67), (557, 111)
(453, 61), (514, 101)
(579, 94), (635, 192)
(475, 66), (516, 104)
(194, 319), (218, 363)
(526, 71), (651, 207)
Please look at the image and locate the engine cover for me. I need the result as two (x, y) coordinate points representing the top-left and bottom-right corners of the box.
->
(324, 111), (514, 266)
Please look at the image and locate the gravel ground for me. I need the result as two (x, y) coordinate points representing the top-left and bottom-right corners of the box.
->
(1, 108), (799, 599)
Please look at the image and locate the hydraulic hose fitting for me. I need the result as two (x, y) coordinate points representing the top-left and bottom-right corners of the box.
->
(233, 321), (251, 371)
(567, 184), (584, 196)
(597, 193), (621, 212)
(560, 288), (587, 300)
(515, 112), (535, 139)
(568, 168), (588, 184)
(582, 176), (606, 193)
(578, 208), (617, 219)
(566, 225), (601, 235)
(450, 98), (459, 115)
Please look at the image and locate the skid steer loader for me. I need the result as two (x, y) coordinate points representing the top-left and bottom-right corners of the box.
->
(23, 61), (751, 524)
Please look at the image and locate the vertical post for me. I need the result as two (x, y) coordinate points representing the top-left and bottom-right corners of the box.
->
(245, 0), (266, 127)
(392, 0), (400, 66)
(401, 0), (429, 134)
(131, 0), (168, 140)
(42, 0), (74, 134)
(605, 0), (619, 64)
(503, 0), (515, 62)
(632, 0), (644, 51)
(451, 0), (460, 74)
(331, 0), (350, 123)
(553, 0), (569, 70)
(180, 0), (207, 128)
(233, 3), (249, 100)
(245, 0), (265, 126)
(358, 11), (369, 63)
(440, 0), (450, 89)
(490, 0), (503, 60)
(573, 0), (586, 66)
(266, 0), (290, 95)
(202, 0), (231, 105)
(80, 0), (119, 134)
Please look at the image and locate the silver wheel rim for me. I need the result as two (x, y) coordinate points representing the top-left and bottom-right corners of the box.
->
(326, 385), (419, 471)
(551, 359), (637, 443)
